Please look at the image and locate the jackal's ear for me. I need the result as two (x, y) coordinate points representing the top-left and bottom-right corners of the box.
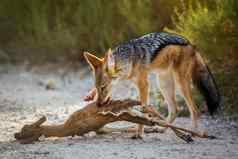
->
(105, 48), (115, 65)
(84, 52), (103, 69)
(104, 48), (118, 77)
(103, 48), (112, 63)
(107, 48), (113, 57)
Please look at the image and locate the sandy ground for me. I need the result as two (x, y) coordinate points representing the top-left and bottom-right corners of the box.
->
(0, 65), (238, 159)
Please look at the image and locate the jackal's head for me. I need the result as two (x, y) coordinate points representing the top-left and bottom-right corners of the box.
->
(84, 49), (116, 105)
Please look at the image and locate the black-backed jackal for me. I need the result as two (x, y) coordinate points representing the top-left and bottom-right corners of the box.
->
(84, 32), (220, 138)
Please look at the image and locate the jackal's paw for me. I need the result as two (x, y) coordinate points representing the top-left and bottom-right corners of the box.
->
(84, 88), (97, 102)
(191, 128), (208, 137)
(144, 127), (167, 133)
(131, 134), (143, 140)
(155, 127), (167, 134)
(198, 130), (208, 137)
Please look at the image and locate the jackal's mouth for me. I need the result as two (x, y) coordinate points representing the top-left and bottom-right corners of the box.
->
(97, 96), (111, 106)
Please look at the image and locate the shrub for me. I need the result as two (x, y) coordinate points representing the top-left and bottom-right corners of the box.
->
(167, 0), (238, 59)
(166, 0), (238, 114)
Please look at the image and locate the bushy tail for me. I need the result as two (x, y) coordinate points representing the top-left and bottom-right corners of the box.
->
(193, 53), (221, 115)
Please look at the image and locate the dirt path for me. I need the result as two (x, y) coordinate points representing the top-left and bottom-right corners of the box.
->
(0, 66), (237, 159)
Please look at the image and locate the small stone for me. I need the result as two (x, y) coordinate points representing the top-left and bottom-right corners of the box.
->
(112, 152), (118, 156)
(88, 131), (97, 137)
(46, 80), (57, 90)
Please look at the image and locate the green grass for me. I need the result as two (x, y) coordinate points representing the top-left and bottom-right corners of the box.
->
(0, 0), (184, 60)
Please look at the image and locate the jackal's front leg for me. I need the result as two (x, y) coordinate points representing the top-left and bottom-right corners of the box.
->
(132, 73), (149, 139)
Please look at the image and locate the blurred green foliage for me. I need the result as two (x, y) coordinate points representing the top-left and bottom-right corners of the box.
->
(0, 0), (237, 59)
(167, 0), (238, 59)
(0, 0), (180, 60)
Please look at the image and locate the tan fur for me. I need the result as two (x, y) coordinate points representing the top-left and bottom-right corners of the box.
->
(85, 45), (203, 138)
(118, 45), (201, 135)
(129, 45), (200, 134)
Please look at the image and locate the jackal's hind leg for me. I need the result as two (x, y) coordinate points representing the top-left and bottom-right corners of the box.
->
(175, 74), (200, 131)
(157, 72), (179, 132)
